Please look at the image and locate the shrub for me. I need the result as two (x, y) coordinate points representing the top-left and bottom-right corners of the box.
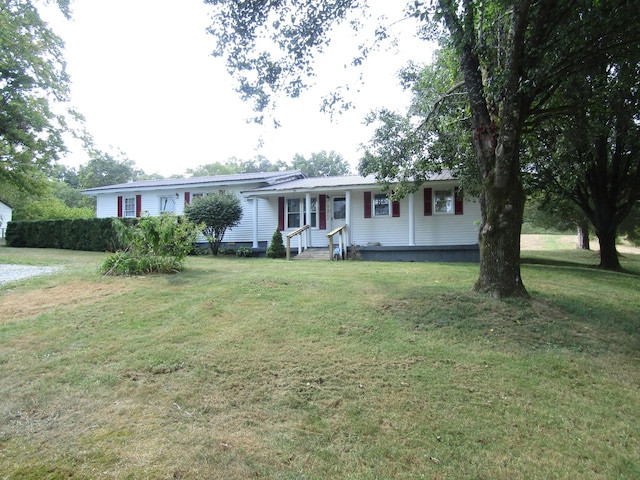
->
(183, 193), (243, 255)
(236, 246), (254, 257)
(6, 218), (132, 251)
(101, 214), (200, 275)
(266, 228), (286, 258)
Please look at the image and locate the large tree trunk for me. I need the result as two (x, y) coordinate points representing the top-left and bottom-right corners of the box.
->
(473, 124), (528, 298)
(597, 229), (621, 270)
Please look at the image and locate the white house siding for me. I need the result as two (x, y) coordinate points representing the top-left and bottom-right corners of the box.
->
(0, 201), (12, 224)
(221, 189), (261, 243)
(349, 191), (407, 246)
(0, 201), (12, 238)
(347, 186), (480, 247)
(96, 193), (120, 218)
(257, 197), (279, 243)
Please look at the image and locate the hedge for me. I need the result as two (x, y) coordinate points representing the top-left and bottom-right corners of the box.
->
(5, 218), (138, 252)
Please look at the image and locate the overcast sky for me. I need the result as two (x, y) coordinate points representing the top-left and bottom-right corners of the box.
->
(42, 0), (430, 177)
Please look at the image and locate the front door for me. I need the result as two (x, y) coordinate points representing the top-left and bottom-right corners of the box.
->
(331, 196), (346, 231)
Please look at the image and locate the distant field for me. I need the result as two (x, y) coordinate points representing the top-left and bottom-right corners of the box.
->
(1, 240), (639, 479)
(521, 233), (640, 254)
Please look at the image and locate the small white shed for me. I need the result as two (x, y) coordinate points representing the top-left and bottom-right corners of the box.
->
(0, 200), (13, 238)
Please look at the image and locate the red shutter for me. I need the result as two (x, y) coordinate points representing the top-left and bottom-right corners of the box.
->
(392, 192), (400, 217)
(185, 192), (190, 205)
(278, 197), (285, 231)
(454, 187), (463, 215)
(117, 196), (123, 217)
(424, 188), (433, 216)
(319, 194), (327, 230)
(364, 191), (372, 218)
(136, 194), (142, 217)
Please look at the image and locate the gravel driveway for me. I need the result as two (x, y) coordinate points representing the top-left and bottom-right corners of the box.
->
(0, 264), (63, 286)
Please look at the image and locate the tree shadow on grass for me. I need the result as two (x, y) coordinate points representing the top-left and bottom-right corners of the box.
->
(521, 251), (640, 277)
(379, 280), (640, 358)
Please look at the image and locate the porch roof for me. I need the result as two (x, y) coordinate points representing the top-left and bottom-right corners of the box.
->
(243, 170), (455, 196)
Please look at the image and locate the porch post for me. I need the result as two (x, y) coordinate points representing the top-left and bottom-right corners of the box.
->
(345, 191), (351, 244)
(305, 193), (312, 247)
(252, 197), (259, 248)
(408, 192), (415, 246)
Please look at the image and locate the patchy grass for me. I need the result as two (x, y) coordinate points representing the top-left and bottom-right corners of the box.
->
(0, 241), (639, 479)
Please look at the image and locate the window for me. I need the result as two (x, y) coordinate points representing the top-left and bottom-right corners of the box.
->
(159, 195), (176, 213)
(287, 199), (301, 228)
(192, 193), (205, 200)
(374, 193), (390, 216)
(124, 197), (136, 217)
(434, 189), (454, 214)
(333, 197), (346, 220)
(310, 197), (317, 228)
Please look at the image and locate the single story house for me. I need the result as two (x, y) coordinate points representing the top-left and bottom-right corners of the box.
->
(82, 170), (481, 261)
(0, 199), (13, 239)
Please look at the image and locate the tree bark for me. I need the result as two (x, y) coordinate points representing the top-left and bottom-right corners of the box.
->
(597, 229), (621, 270)
(473, 128), (528, 298)
(577, 220), (590, 250)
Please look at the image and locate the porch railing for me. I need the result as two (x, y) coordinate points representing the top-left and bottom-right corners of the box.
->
(285, 224), (310, 260)
(327, 224), (348, 260)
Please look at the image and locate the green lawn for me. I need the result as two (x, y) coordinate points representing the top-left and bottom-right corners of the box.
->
(1, 239), (639, 479)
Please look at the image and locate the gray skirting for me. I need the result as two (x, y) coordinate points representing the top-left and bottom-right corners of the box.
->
(353, 244), (480, 262)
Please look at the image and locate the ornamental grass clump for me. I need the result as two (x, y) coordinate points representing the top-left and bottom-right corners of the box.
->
(100, 214), (200, 275)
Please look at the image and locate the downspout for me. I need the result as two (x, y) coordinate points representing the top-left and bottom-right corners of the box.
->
(345, 191), (352, 245)
(408, 192), (415, 246)
(252, 197), (259, 248)
(305, 193), (312, 247)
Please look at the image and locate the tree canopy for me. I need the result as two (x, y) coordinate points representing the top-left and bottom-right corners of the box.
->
(527, 57), (640, 270)
(291, 150), (351, 177)
(0, 0), (75, 192)
(78, 148), (143, 189)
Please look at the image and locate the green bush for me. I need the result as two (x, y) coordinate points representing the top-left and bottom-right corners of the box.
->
(235, 246), (254, 257)
(266, 228), (286, 258)
(183, 192), (243, 255)
(101, 214), (200, 276)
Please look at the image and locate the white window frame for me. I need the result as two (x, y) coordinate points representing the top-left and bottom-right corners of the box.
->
(434, 188), (454, 214)
(123, 197), (136, 218)
(287, 198), (302, 229)
(309, 197), (318, 229)
(373, 193), (390, 217)
(159, 195), (177, 213)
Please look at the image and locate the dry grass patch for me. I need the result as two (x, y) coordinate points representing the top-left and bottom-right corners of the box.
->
(0, 280), (135, 323)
